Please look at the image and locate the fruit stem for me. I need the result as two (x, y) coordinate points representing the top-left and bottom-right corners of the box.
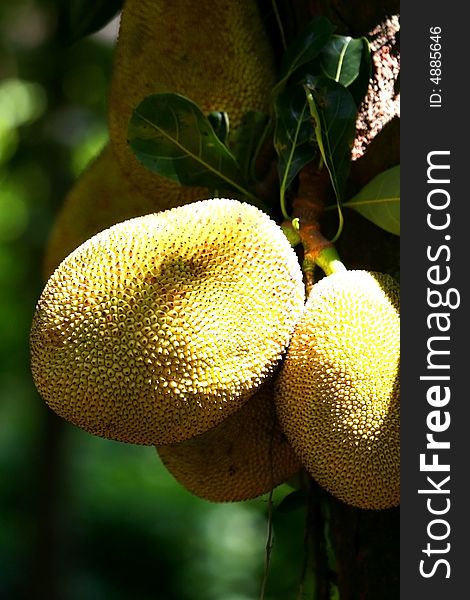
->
(291, 166), (346, 289)
(280, 220), (301, 247)
(315, 247), (347, 276)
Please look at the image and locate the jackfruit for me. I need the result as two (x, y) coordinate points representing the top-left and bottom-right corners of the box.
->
(157, 379), (301, 502)
(275, 270), (400, 509)
(44, 144), (173, 279)
(108, 0), (276, 200)
(31, 198), (305, 446)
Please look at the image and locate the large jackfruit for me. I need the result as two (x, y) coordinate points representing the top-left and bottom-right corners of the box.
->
(31, 199), (305, 446)
(275, 270), (400, 510)
(44, 144), (169, 279)
(108, 0), (277, 201)
(157, 379), (301, 502)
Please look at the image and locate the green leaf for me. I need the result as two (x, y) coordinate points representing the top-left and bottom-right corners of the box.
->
(61, 0), (123, 43)
(207, 111), (230, 145)
(274, 85), (317, 218)
(319, 35), (366, 87)
(128, 93), (251, 197)
(344, 166), (400, 235)
(346, 38), (372, 107)
(305, 76), (357, 204)
(275, 17), (335, 92)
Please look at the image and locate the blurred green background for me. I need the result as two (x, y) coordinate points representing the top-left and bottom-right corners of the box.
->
(0, 1), (307, 598)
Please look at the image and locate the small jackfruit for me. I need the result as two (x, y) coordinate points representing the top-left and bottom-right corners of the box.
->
(44, 144), (186, 279)
(275, 270), (400, 510)
(31, 199), (305, 446)
(108, 0), (276, 200)
(157, 379), (301, 502)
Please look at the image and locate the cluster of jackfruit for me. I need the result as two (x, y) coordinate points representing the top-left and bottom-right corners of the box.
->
(31, 0), (401, 509)
(31, 198), (400, 508)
